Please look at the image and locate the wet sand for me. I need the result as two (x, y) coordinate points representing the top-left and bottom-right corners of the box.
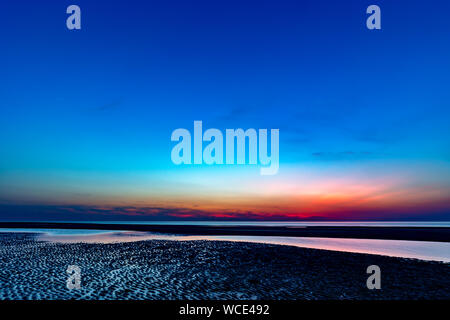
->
(0, 232), (448, 300)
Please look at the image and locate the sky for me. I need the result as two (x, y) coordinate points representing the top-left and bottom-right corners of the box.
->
(1, 0), (450, 221)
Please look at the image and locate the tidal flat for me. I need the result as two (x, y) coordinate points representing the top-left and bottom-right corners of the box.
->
(0, 232), (448, 300)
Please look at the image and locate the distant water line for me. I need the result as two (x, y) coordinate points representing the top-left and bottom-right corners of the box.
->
(7, 220), (450, 227)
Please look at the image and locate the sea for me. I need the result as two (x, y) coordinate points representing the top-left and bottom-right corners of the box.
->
(1, 221), (449, 262)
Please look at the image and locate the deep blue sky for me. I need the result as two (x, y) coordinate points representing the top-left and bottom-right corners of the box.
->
(1, 0), (450, 220)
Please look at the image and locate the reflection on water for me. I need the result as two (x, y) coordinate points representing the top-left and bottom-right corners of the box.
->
(0, 228), (116, 235)
(203, 236), (450, 263)
(5, 229), (446, 263)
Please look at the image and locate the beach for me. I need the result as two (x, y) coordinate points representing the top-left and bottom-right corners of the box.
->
(0, 232), (448, 300)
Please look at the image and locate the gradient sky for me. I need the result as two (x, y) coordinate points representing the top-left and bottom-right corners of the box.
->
(1, 0), (450, 221)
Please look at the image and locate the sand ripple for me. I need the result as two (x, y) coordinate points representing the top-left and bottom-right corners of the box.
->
(0, 233), (448, 300)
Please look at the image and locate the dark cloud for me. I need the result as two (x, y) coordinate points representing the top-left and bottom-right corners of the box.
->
(1, 203), (449, 222)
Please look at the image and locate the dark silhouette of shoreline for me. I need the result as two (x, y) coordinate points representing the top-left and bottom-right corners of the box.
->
(1, 221), (449, 242)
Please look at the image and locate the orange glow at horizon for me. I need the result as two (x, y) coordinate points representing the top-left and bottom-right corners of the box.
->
(1, 163), (450, 220)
